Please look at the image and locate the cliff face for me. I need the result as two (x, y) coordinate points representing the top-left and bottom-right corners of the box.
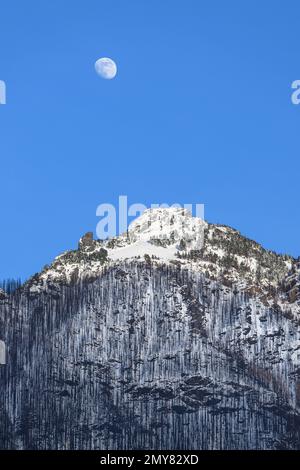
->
(0, 209), (300, 450)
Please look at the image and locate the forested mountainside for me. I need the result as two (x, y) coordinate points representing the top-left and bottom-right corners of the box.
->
(0, 208), (299, 449)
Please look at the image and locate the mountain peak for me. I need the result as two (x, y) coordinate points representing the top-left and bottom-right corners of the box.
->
(127, 207), (206, 246)
(21, 209), (300, 320)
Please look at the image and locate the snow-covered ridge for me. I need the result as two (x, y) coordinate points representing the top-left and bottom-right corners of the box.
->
(19, 208), (299, 316)
(128, 207), (205, 244)
(108, 207), (206, 262)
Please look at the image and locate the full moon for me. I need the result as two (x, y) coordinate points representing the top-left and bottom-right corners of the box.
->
(95, 57), (117, 80)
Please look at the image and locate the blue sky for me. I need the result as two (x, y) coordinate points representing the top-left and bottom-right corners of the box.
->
(0, 0), (299, 280)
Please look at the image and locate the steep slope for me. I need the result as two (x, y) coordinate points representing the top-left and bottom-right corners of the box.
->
(0, 208), (299, 450)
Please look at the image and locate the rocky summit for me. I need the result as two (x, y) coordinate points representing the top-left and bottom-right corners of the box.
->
(0, 208), (299, 450)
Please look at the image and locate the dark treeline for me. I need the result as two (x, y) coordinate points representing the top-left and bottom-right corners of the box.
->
(0, 279), (22, 295)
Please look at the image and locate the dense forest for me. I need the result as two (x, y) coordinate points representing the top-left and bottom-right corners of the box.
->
(0, 262), (299, 449)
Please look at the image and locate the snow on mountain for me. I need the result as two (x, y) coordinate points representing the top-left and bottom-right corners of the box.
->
(1, 208), (300, 450)
(24, 208), (299, 318)
(127, 207), (205, 246)
(109, 207), (205, 262)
